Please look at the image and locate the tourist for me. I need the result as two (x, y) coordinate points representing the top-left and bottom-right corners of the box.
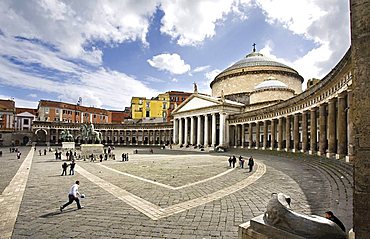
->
(325, 211), (345, 232)
(66, 151), (70, 160)
(69, 160), (76, 175)
(55, 151), (58, 160)
(126, 153), (129, 161)
(58, 152), (62, 160)
(232, 155), (236, 168)
(239, 155), (244, 168)
(39, 149), (42, 156)
(248, 156), (254, 172)
(16, 151), (21, 159)
(122, 153), (125, 161)
(228, 157), (232, 167)
(104, 154), (108, 161)
(99, 154), (103, 162)
(44, 148), (47, 155)
(60, 180), (84, 212)
(61, 162), (68, 176)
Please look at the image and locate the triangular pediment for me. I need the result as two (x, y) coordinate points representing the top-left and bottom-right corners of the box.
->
(176, 96), (220, 113)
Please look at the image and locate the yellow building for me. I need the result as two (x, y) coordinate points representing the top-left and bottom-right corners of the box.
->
(131, 93), (170, 121)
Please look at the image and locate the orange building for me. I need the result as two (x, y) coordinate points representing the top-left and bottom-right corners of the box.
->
(37, 100), (111, 124)
(109, 107), (131, 124)
(166, 91), (192, 121)
(0, 99), (16, 130)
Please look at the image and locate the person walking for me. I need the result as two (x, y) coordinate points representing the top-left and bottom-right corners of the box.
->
(239, 155), (244, 168)
(325, 211), (346, 232)
(60, 181), (83, 211)
(248, 156), (254, 172)
(61, 162), (68, 176)
(69, 160), (76, 175)
(228, 156), (232, 167)
(39, 149), (42, 156)
(44, 148), (47, 155)
(16, 151), (21, 159)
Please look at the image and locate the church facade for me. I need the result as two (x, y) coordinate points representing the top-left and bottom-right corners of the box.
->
(172, 48), (353, 160)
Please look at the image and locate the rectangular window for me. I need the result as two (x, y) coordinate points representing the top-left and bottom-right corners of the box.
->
(163, 103), (166, 109)
(24, 119), (29, 124)
(146, 111), (150, 117)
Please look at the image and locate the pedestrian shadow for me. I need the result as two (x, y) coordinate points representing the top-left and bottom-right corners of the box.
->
(40, 208), (78, 218)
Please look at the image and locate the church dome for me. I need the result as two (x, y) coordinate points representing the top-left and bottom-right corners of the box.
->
(210, 48), (303, 104)
(221, 52), (298, 74)
(255, 78), (288, 90)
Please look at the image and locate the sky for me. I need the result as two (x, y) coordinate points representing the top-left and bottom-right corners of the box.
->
(0, 0), (351, 110)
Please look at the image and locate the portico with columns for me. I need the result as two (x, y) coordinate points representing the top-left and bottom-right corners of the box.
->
(172, 93), (243, 149)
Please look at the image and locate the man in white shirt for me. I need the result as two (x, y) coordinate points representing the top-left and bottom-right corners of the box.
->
(60, 180), (83, 211)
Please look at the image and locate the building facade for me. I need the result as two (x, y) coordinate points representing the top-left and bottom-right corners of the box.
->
(172, 49), (353, 161)
(38, 100), (110, 124)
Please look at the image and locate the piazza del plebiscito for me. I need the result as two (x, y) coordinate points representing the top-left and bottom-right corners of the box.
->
(34, 46), (353, 161)
(27, 1), (370, 237)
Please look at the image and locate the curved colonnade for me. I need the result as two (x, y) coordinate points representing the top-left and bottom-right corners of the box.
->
(33, 122), (173, 146)
(228, 49), (353, 160)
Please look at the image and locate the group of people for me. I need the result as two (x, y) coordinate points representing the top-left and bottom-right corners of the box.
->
(121, 153), (129, 161)
(228, 155), (254, 172)
(38, 149), (47, 156)
(61, 160), (76, 176)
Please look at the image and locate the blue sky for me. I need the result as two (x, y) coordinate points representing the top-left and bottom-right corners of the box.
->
(0, 0), (350, 110)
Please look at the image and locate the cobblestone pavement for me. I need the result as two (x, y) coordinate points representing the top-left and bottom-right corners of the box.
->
(0, 146), (353, 238)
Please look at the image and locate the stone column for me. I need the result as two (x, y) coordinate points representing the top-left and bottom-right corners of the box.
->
(241, 124), (245, 148)
(219, 113), (226, 147)
(173, 118), (178, 144)
(179, 118), (183, 145)
(262, 121), (268, 149)
(184, 117), (189, 145)
(197, 115), (202, 146)
(255, 122), (260, 149)
(285, 116), (291, 151)
(351, 0), (370, 235)
(159, 130), (162, 145)
(301, 111), (308, 152)
(234, 125), (239, 147)
(270, 119), (276, 150)
(310, 108), (317, 154)
(293, 113), (300, 152)
(248, 123), (253, 149)
(211, 113), (217, 147)
(337, 94), (347, 159)
(347, 90), (354, 162)
(136, 130), (139, 145)
(278, 118), (283, 151)
(319, 104), (327, 156)
(204, 114), (209, 147)
(327, 99), (337, 157)
(130, 130), (133, 145)
(55, 129), (59, 145)
(190, 116), (195, 145)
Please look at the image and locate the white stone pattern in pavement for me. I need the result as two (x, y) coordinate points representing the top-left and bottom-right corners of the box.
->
(99, 163), (236, 190)
(0, 148), (34, 239)
(75, 162), (266, 220)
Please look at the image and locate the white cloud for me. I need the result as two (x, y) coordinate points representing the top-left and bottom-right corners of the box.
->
(0, 94), (39, 109)
(159, 0), (252, 46)
(28, 94), (38, 98)
(255, 0), (350, 85)
(172, 78), (179, 82)
(147, 53), (191, 74)
(0, 45), (158, 110)
(0, 0), (158, 63)
(193, 65), (211, 73)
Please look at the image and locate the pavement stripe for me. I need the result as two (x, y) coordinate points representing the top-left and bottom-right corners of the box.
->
(77, 162), (266, 220)
(75, 165), (163, 220)
(99, 164), (236, 190)
(0, 148), (34, 239)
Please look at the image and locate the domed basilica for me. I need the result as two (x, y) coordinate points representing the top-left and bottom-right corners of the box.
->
(172, 45), (352, 161)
